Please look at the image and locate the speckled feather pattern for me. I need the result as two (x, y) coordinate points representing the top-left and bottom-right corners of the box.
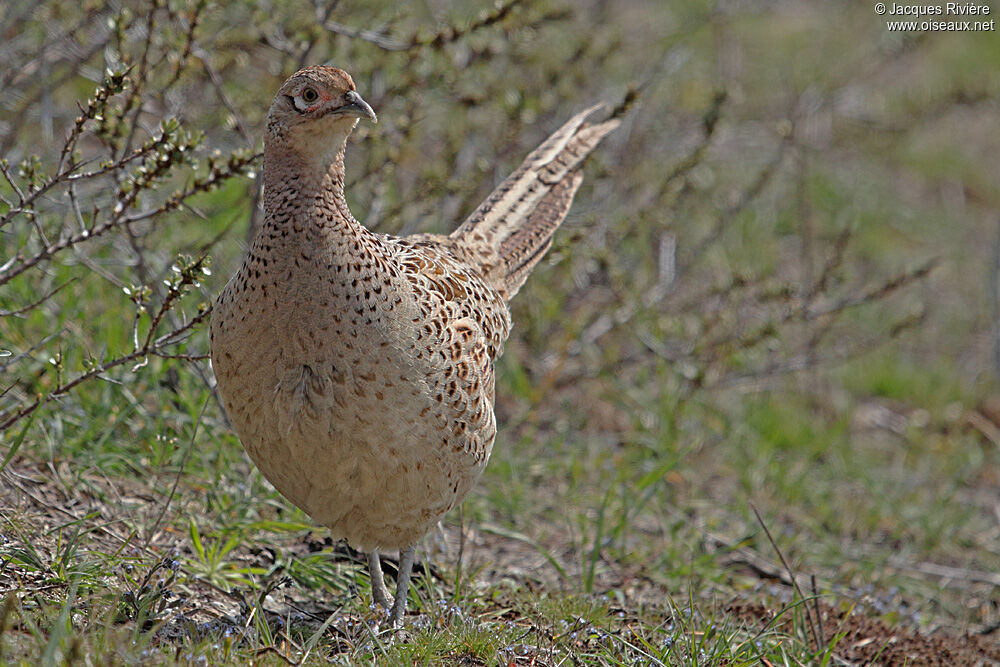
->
(210, 66), (618, 552)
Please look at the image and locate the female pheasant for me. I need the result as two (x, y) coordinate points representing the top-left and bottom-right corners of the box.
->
(210, 66), (619, 626)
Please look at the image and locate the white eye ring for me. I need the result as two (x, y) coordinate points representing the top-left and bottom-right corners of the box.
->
(294, 88), (319, 111)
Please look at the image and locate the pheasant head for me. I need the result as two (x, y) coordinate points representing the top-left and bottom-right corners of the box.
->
(265, 66), (376, 152)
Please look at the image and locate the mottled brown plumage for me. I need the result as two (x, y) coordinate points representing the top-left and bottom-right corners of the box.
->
(209, 66), (619, 626)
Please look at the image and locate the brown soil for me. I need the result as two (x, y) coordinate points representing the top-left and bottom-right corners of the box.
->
(727, 600), (1000, 666)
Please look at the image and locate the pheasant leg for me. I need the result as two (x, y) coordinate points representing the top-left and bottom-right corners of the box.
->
(388, 545), (416, 627)
(367, 549), (391, 609)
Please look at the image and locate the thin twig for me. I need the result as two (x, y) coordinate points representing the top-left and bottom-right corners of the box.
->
(144, 396), (209, 549)
(751, 504), (822, 652)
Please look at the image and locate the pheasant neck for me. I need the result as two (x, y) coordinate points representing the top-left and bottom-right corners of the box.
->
(262, 133), (363, 237)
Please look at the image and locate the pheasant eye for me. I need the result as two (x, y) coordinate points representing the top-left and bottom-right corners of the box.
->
(301, 88), (319, 104)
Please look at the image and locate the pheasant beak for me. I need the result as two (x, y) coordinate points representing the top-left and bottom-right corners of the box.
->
(334, 91), (377, 124)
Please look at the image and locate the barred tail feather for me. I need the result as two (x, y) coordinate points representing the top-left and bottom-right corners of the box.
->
(499, 170), (583, 297)
(452, 106), (620, 299)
